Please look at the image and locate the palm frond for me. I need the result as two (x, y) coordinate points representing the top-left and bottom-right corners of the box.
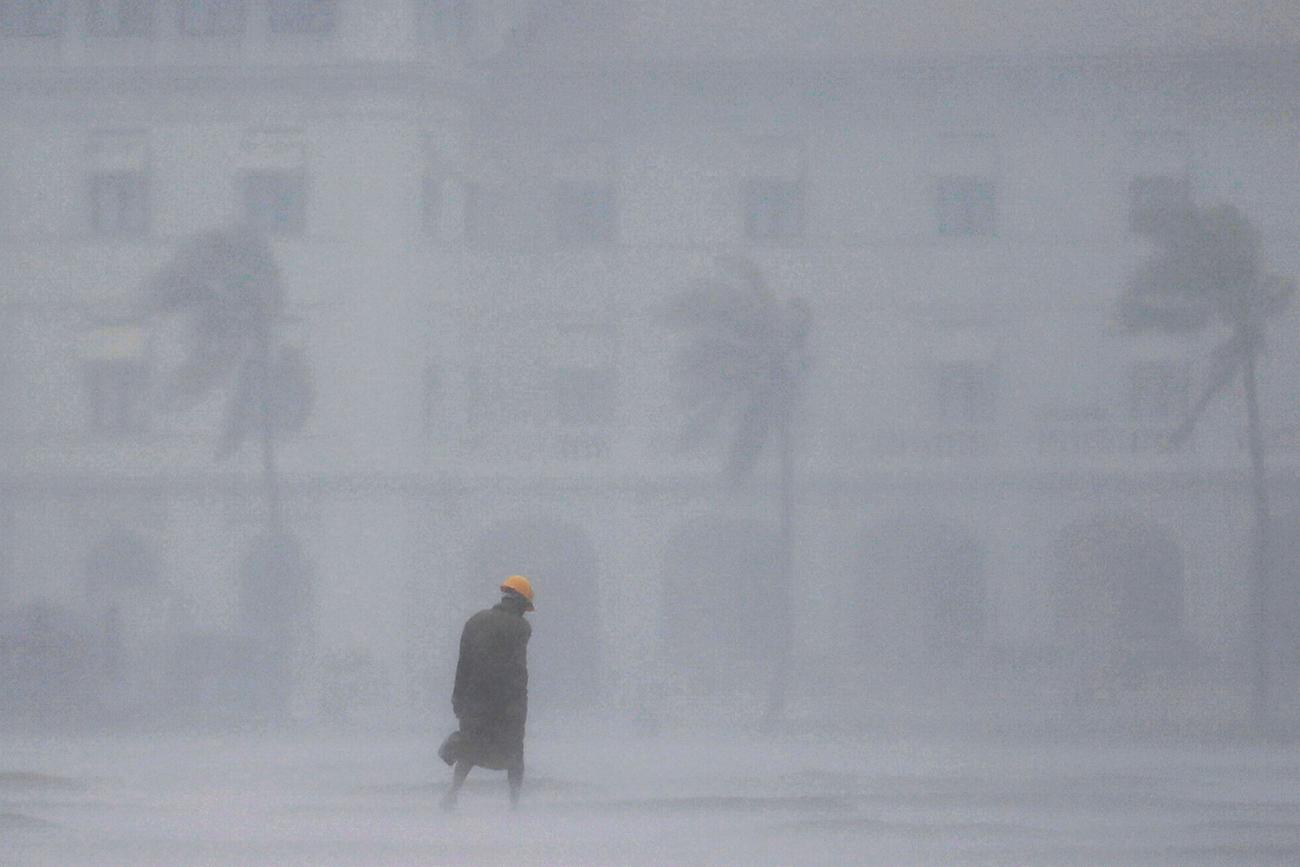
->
(715, 254), (776, 307)
(664, 258), (811, 485)
(663, 281), (778, 346)
(158, 326), (247, 408)
(1122, 202), (1267, 333)
(147, 225), (284, 318)
(1167, 333), (1246, 447)
(160, 357), (235, 410)
(148, 224), (289, 411)
(672, 332), (766, 376)
(214, 344), (316, 460)
(1118, 282), (1215, 332)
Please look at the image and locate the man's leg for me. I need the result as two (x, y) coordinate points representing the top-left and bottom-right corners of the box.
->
(507, 758), (524, 808)
(441, 760), (472, 810)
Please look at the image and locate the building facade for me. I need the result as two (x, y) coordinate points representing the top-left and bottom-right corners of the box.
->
(2, 1), (1299, 727)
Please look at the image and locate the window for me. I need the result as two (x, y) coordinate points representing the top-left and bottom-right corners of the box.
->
(1127, 361), (1188, 423)
(241, 170), (306, 236)
(89, 171), (149, 236)
(239, 129), (307, 235)
(462, 359), (546, 439)
(739, 138), (804, 241)
(82, 325), (149, 438)
(87, 0), (154, 36)
(743, 178), (804, 240)
(462, 315), (619, 459)
(935, 175), (996, 237)
(552, 366), (616, 460)
(0, 0), (64, 36)
(936, 362), (997, 425)
(83, 356), (149, 437)
(551, 141), (615, 248)
(87, 131), (150, 238)
(1129, 174), (1191, 235)
(177, 0), (244, 36)
(267, 0), (334, 34)
(1127, 130), (1190, 235)
(554, 181), (616, 247)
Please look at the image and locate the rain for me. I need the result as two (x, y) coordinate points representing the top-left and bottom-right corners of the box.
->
(2, 1), (1299, 864)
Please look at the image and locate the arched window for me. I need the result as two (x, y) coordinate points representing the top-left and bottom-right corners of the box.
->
(660, 517), (781, 693)
(857, 516), (987, 670)
(1052, 513), (1186, 679)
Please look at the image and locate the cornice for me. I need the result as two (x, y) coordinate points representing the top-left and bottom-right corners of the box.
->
(1, 463), (1295, 499)
(0, 60), (478, 100)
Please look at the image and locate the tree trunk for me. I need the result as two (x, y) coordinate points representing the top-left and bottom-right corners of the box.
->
(1242, 349), (1272, 728)
(257, 324), (282, 536)
(764, 402), (795, 728)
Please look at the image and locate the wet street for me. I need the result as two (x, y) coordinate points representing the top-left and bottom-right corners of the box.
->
(3, 729), (1298, 866)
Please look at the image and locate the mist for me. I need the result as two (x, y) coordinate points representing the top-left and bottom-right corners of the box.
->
(2, 2), (1299, 864)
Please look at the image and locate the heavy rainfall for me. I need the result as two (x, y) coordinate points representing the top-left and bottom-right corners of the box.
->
(1, 1), (1299, 865)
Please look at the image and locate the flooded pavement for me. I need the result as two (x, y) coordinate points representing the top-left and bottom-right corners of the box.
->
(2, 730), (1298, 866)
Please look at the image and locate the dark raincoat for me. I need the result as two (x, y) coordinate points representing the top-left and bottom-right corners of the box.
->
(447, 599), (531, 770)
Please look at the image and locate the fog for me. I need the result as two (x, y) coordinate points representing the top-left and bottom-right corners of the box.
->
(2, 1), (1299, 864)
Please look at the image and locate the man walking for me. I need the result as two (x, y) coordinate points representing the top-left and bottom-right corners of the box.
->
(440, 575), (534, 810)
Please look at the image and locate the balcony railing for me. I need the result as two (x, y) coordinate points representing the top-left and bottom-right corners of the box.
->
(1236, 425), (1300, 453)
(871, 425), (993, 458)
(1036, 423), (1191, 457)
(1037, 423), (1300, 458)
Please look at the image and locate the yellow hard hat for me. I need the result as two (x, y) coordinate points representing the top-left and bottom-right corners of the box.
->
(500, 575), (535, 609)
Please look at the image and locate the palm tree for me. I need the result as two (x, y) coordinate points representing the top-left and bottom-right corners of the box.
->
(664, 256), (811, 725)
(145, 225), (316, 716)
(144, 224), (314, 534)
(1119, 203), (1295, 726)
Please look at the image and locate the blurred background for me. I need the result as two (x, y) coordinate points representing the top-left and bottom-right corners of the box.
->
(0, 0), (1298, 738)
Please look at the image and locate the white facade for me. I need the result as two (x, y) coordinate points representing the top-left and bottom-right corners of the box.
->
(2, 1), (1299, 727)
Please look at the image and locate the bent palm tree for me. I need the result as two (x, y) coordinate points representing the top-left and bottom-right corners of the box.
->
(145, 224), (314, 534)
(1119, 203), (1295, 726)
(664, 256), (811, 725)
(145, 225), (316, 713)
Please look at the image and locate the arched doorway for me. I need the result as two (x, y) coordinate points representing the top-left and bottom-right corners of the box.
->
(660, 517), (781, 694)
(857, 516), (987, 670)
(83, 528), (162, 698)
(1052, 513), (1185, 679)
(470, 519), (601, 707)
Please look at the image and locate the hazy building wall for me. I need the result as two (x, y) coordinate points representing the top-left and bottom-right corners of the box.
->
(1, 2), (1298, 726)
